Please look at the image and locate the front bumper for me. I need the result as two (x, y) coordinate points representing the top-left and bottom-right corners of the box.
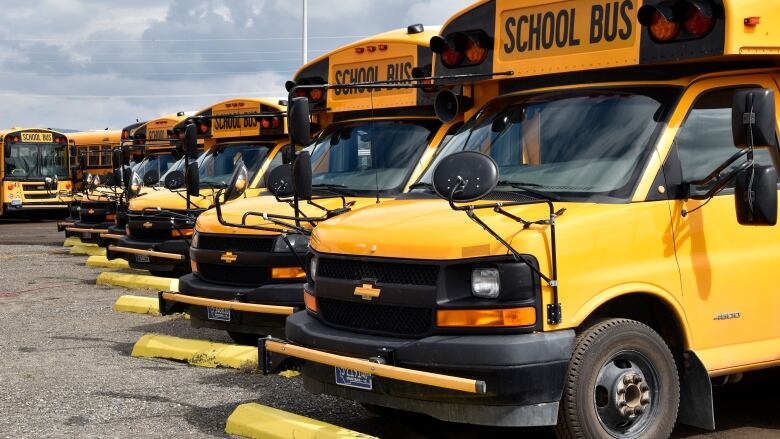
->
(163, 273), (304, 338)
(107, 236), (189, 273)
(278, 311), (575, 427)
(66, 222), (113, 244)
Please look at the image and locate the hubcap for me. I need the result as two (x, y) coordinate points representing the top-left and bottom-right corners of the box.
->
(593, 351), (659, 437)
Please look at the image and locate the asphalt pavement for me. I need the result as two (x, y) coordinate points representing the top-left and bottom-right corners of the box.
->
(0, 220), (778, 438)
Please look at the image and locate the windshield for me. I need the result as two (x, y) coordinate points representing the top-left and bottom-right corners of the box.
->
(199, 143), (271, 186)
(309, 120), (439, 195)
(161, 158), (186, 181)
(419, 88), (680, 201)
(4, 142), (69, 179)
(133, 153), (177, 185)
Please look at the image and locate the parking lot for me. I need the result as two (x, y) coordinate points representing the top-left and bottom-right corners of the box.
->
(1, 220), (779, 438)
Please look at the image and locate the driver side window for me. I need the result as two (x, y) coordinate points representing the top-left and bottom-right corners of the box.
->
(676, 88), (774, 193)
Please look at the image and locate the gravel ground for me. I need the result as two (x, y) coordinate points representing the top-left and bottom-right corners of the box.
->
(1, 221), (779, 438)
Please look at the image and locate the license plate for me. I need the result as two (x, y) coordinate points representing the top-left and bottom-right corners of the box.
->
(83, 233), (92, 239)
(135, 254), (150, 263)
(207, 307), (231, 322)
(335, 367), (373, 390)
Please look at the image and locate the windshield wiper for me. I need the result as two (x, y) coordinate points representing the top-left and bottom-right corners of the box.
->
(408, 182), (434, 190)
(312, 184), (356, 196)
(497, 181), (560, 201)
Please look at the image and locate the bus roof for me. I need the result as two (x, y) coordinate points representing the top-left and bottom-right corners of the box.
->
(434, 0), (780, 80)
(292, 25), (441, 113)
(0, 127), (69, 139)
(172, 97), (288, 141)
(67, 130), (122, 145)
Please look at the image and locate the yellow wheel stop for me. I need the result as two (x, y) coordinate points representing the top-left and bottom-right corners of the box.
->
(113, 295), (160, 315)
(96, 271), (179, 291)
(131, 334), (257, 369)
(225, 403), (377, 439)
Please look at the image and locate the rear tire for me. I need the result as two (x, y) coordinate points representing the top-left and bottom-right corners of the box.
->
(228, 331), (260, 346)
(555, 319), (679, 439)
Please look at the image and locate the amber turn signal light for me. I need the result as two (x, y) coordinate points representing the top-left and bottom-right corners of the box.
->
(437, 307), (536, 328)
(272, 267), (307, 279)
(304, 290), (318, 313)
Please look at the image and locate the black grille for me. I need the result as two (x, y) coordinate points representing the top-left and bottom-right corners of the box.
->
(80, 214), (106, 224)
(318, 258), (439, 286)
(198, 234), (274, 252)
(197, 263), (268, 286)
(318, 297), (432, 336)
(25, 194), (57, 200)
(130, 228), (171, 242)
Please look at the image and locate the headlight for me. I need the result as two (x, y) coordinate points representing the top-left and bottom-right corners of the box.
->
(191, 231), (199, 249)
(273, 234), (310, 253)
(85, 173), (94, 186)
(471, 268), (500, 299)
(129, 172), (142, 196)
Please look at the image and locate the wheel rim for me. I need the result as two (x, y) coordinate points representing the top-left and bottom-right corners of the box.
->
(593, 350), (659, 438)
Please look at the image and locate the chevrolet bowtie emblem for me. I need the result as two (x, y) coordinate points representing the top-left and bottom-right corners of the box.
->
(87, 209), (95, 214)
(354, 283), (381, 301)
(142, 222), (153, 229)
(221, 252), (238, 263)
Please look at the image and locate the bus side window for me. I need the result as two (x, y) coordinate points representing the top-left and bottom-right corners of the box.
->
(676, 88), (774, 194)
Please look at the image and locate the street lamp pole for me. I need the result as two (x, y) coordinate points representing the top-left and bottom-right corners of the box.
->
(302, 0), (308, 64)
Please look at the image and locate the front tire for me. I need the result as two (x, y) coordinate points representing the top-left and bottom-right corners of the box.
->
(556, 319), (679, 439)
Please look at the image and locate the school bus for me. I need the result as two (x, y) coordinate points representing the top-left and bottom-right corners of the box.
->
(0, 128), (72, 219)
(256, 1), (780, 437)
(157, 26), (463, 344)
(106, 98), (291, 277)
(68, 130), (122, 183)
(65, 115), (187, 244)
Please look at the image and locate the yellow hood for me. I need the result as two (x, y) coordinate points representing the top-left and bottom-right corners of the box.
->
(196, 195), (384, 236)
(129, 188), (217, 212)
(310, 198), (610, 261)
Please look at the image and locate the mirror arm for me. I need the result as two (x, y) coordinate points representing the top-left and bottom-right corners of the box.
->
(689, 148), (749, 186)
(241, 211), (310, 235)
(688, 159), (754, 201)
(279, 234), (310, 277)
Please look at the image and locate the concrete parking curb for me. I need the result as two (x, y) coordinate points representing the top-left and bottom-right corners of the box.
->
(63, 237), (83, 247)
(113, 295), (160, 315)
(86, 255), (130, 269)
(96, 271), (179, 291)
(225, 403), (378, 439)
(131, 334), (257, 369)
(70, 245), (106, 256)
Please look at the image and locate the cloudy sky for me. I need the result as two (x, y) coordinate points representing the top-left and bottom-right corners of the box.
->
(0, 0), (472, 131)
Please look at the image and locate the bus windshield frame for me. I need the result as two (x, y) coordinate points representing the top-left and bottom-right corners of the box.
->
(4, 141), (70, 181)
(417, 87), (683, 202)
(308, 118), (441, 197)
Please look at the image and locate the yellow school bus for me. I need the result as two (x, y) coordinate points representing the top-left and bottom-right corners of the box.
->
(68, 130), (122, 182)
(0, 128), (72, 219)
(66, 115), (187, 244)
(263, 1), (780, 437)
(158, 25), (468, 345)
(106, 98), (290, 277)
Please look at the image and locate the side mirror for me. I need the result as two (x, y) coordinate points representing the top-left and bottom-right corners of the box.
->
(186, 162), (200, 197)
(121, 146), (130, 166)
(266, 164), (294, 198)
(735, 165), (778, 226)
(78, 153), (87, 170)
(435, 90), (473, 123)
(112, 149), (122, 169)
(224, 161), (248, 202)
(183, 124), (199, 159)
(3, 143), (10, 158)
(733, 88), (777, 149)
(164, 170), (185, 190)
(432, 151), (499, 202)
(113, 168), (122, 188)
(288, 96), (311, 146)
(293, 151), (312, 200)
(122, 167), (133, 188)
(143, 170), (160, 186)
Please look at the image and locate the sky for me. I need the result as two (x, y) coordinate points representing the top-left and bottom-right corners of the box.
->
(0, 0), (473, 131)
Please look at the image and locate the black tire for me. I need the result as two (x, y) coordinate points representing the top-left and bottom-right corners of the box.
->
(228, 331), (260, 346)
(555, 319), (679, 439)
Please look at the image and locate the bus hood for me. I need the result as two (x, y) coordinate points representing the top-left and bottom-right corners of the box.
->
(311, 198), (606, 260)
(196, 195), (385, 236)
(128, 188), (218, 212)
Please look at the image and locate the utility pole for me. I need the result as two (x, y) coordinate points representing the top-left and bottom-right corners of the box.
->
(302, 0), (308, 64)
